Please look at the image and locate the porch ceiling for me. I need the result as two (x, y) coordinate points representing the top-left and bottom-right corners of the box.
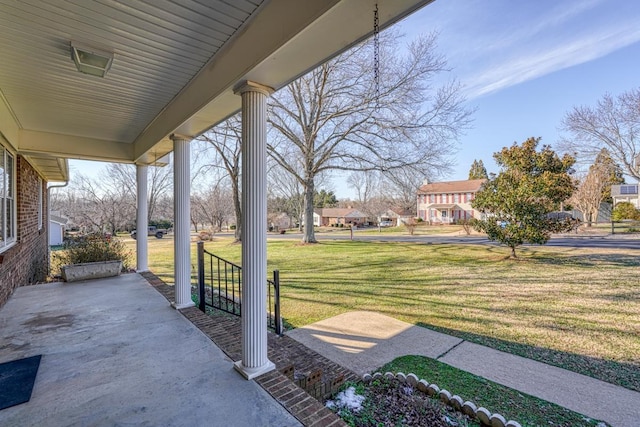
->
(0, 0), (433, 181)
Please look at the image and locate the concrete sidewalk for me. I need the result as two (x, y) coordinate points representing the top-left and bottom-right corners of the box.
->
(287, 311), (640, 427)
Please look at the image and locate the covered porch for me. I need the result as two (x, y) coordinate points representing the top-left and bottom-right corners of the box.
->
(0, 0), (434, 382)
(0, 274), (300, 426)
(427, 204), (466, 224)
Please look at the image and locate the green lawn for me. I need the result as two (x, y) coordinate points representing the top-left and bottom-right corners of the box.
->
(119, 234), (640, 392)
(315, 223), (469, 235)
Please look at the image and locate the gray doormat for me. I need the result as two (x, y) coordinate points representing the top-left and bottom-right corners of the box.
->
(0, 355), (41, 411)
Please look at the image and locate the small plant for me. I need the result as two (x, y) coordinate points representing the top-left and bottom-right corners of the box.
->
(198, 230), (216, 241)
(52, 232), (132, 276)
(459, 218), (472, 235)
(403, 217), (418, 235)
(612, 202), (640, 221)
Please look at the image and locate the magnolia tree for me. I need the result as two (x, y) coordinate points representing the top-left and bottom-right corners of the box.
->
(471, 138), (576, 258)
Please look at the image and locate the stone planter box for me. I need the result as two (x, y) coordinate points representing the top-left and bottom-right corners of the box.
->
(61, 260), (123, 282)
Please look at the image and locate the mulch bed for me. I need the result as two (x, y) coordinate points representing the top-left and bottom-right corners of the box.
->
(329, 378), (476, 427)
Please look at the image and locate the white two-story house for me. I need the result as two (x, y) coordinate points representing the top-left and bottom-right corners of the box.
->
(611, 184), (639, 208)
(417, 179), (485, 224)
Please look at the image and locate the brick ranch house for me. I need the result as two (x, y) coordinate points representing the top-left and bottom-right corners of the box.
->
(1, 0), (434, 379)
(313, 208), (369, 226)
(417, 179), (486, 224)
(0, 146), (65, 306)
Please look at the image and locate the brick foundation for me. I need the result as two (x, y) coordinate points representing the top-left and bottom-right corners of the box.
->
(0, 156), (48, 307)
(141, 271), (353, 427)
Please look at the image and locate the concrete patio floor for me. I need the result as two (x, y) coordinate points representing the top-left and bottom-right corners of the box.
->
(0, 274), (300, 427)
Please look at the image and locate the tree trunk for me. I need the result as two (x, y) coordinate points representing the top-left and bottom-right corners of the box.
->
(591, 207), (600, 226)
(510, 245), (517, 258)
(232, 178), (242, 242)
(302, 178), (317, 243)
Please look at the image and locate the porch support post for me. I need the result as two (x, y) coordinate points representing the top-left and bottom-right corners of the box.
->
(171, 134), (195, 309)
(135, 164), (149, 273)
(233, 80), (275, 380)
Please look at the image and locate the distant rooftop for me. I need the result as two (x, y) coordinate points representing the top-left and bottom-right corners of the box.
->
(418, 179), (486, 194)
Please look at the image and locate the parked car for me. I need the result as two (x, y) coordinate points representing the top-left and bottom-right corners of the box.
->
(379, 220), (394, 227)
(131, 226), (167, 239)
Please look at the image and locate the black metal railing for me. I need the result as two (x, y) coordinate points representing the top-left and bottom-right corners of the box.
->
(196, 241), (283, 335)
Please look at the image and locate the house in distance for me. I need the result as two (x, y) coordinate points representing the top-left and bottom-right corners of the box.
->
(417, 179), (485, 224)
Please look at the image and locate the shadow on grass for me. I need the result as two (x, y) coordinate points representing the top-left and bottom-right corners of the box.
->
(416, 322), (640, 393)
(532, 253), (640, 267)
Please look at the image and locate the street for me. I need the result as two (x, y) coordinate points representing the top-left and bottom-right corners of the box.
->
(268, 230), (640, 250)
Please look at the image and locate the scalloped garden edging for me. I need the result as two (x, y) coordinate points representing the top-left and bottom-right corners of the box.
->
(363, 371), (522, 427)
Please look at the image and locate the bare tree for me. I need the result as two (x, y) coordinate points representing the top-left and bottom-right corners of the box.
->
(364, 197), (392, 228)
(196, 116), (242, 241)
(51, 162), (173, 234)
(381, 168), (428, 215)
(560, 87), (640, 180)
(268, 162), (305, 231)
(348, 170), (379, 206)
(349, 168), (427, 217)
(568, 149), (625, 226)
(146, 166), (173, 221)
(100, 163), (172, 222)
(62, 173), (134, 234)
(348, 171), (391, 226)
(569, 173), (604, 227)
(192, 182), (234, 232)
(267, 30), (472, 243)
(50, 186), (93, 231)
(153, 194), (173, 226)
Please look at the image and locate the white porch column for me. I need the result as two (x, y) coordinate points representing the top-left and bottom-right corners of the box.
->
(136, 164), (149, 273)
(171, 134), (195, 309)
(234, 81), (275, 380)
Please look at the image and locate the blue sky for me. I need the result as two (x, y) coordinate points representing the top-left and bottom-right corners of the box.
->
(393, 0), (640, 184)
(70, 0), (640, 198)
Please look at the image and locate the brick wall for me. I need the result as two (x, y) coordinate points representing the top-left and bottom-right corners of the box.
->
(0, 156), (48, 307)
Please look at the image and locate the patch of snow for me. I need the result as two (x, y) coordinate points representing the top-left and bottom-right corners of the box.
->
(400, 385), (414, 396)
(325, 386), (366, 413)
(443, 415), (459, 426)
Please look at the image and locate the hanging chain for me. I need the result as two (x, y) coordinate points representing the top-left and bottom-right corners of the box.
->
(373, 3), (380, 110)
